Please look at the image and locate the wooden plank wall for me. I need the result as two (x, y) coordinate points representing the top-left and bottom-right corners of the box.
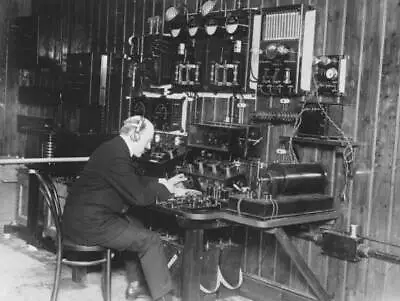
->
(0, 0), (34, 156)
(1, 0), (400, 300)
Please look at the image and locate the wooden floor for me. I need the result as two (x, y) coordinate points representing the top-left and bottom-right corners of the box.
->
(0, 233), (253, 301)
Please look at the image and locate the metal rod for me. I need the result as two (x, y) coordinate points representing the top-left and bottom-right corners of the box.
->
(367, 249), (400, 265)
(0, 157), (90, 165)
(358, 234), (400, 249)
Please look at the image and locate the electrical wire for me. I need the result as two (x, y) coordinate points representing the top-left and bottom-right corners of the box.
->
(266, 194), (279, 219)
(287, 101), (309, 164)
(272, 196), (279, 218)
(200, 265), (244, 293)
(357, 235), (400, 249)
(283, 72), (355, 204)
(311, 74), (355, 202)
(236, 198), (244, 216)
(249, 62), (259, 83)
(218, 266), (243, 290)
(200, 277), (221, 294)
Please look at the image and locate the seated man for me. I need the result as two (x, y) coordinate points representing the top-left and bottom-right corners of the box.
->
(62, 116), (186, 301)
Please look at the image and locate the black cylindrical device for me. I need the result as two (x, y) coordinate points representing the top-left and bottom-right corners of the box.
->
(259, 163), (327, 196)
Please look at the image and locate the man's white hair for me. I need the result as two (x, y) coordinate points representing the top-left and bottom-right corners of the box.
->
(119, 115), (152, 135)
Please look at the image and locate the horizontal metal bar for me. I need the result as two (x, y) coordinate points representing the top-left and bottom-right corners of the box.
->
(0, 157), (90, 165)
(1, 180), (18, 183)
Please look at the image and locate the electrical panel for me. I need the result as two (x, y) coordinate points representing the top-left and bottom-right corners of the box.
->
(192, 95), (256, 126)
(249, 5), (316, 96)
(126, 95), (187, 132)
(125, 30), (175, 89)
(187, 124), (245, 153)
(164, 6), (256, 93)
(142, 35), (175, 86)
(205, 10), (254, 92)
(151, 97), (186, 132)
(188, 95), (262, 160)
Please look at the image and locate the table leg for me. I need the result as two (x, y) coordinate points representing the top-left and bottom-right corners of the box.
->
(268, 228), (332, 301)
(27, 173), (42, 246)
(182, 229), (204, 301)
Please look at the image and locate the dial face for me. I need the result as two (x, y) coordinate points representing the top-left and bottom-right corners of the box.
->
(154, 104), (168, 119)
(132, 101), (146, 116)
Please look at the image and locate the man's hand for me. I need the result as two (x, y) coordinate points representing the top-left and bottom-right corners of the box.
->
(168, 173), (187, 185)
(174, 187), (202, 197)
(158, 173), (187, 193)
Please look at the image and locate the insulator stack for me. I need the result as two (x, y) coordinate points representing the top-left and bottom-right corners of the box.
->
(42, 132), (56, 158)
(251, 109), (299, 123)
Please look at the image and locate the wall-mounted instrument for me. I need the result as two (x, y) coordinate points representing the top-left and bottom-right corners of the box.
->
(313, 55), (348, 97)
(249, 5), (316, 96)
(208, 9), (254, 92)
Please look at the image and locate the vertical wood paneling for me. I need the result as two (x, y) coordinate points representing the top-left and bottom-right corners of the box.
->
(259, 231), (276, 280)
(349, 0), (385, 300)
(0, 0), (11, 155)
(96, 0), (107, 53)
(1, 0), (34, 156)
(342, 1), (366, 300)
(244, 228), (262, 276)
(3, 1), (400, 300)
(364, 1), (396, 301)
(384, 99), (400, 301)
(321, 0), (348, 298)
(381, 1), (400, 299)
(69, 0), (89, 53)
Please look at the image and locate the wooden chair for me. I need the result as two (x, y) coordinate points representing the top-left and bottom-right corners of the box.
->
(33, 171), (112, 301)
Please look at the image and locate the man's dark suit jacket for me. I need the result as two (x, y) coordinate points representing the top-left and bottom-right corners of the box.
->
(62, 135), (171, 245)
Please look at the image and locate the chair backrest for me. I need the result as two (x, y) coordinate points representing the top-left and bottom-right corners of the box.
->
(33, 171), (63, 249)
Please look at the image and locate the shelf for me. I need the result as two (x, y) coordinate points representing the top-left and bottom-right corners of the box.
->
(142, 91), (187, 100)
(142, 90), (256, 100)
(187, 143), (229, 152)
(191, 121), (259, 129)
(196, 92), (256, 99)
(280, 135), (357, 148)
(180, 170), (228, 182)
(154, 130), (187, 136)
(179, 168), (244, 182)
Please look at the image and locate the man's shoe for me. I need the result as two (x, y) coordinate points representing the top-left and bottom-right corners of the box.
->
(125, 281), (152, 301)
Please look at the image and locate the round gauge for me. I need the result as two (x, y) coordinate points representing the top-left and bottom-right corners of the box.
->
(131, 101), (146, 116)
(265, 43), (278, 59)
(325, 67), (338, 80)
